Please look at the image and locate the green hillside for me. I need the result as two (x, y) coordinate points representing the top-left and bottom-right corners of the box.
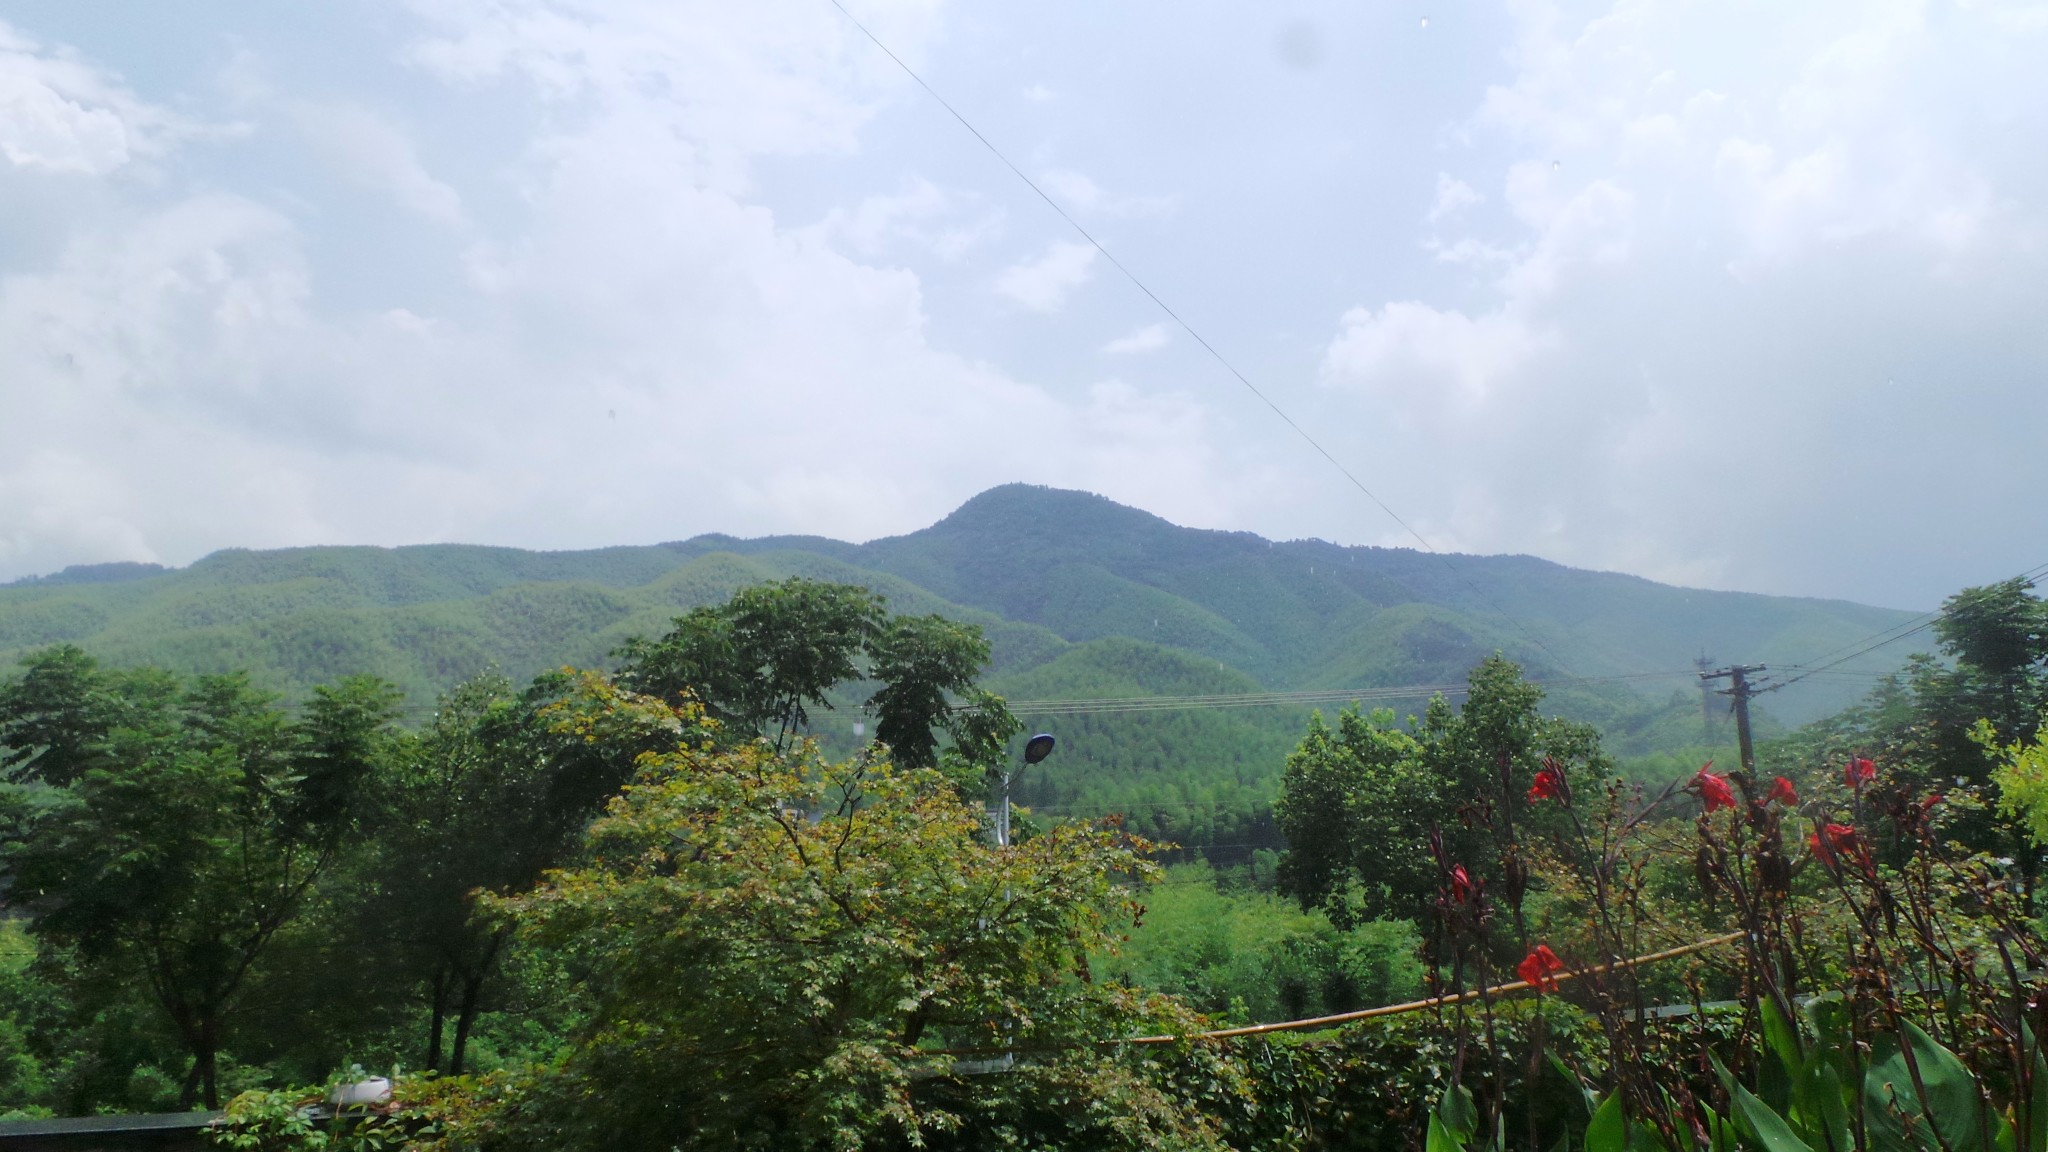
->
(0, 485), (1920, 851)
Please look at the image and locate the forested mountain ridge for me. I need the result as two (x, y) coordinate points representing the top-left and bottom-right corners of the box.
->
(0, 484), (1919, 850)
(2, 483), (1914, 715)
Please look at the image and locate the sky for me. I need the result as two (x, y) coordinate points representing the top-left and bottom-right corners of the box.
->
(1, 0), (2044, 610)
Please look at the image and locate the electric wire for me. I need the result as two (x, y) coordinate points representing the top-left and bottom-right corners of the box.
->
(1769, 559), (2048, 693)
(823, 0), (1581, 679)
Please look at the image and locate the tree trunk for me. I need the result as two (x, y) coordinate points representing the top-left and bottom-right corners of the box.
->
(182, 1035), (220, 1110)
(426, 965), (450, 1072)
(179, 1058), (203, 1111)
(450, 971), (484, 1075)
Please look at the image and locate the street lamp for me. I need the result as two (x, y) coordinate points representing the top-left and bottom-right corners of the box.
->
(996, 733), (1056, 848)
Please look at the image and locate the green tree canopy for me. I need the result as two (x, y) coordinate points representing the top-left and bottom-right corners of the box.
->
(3, 661), (400, 1108)
(1274, 655), (1610, 937)
(477, 682), (1231, 1152)
(615, 577), (1013, 774)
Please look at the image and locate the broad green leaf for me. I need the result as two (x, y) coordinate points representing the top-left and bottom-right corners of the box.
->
(2024, 1022), (2048, 1152)
(1439, 1084), (1480, 1142)
(1553, 1052), (1597, 1119)
(1706, 1110), (1741, 1152)
(1811, 1061), (1852, 1152)
(1734, 1082), (1819, 1152)
(1431, 1112), (1468, 1152)
(1763, 995), (1807, 1114)
(1588, 1092), (1627, 1152)
(1862, 1020), (1991, 1152)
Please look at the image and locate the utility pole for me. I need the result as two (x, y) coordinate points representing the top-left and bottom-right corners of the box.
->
(1699, 664), (1767, 775)
(1694, 652), (1718, 739)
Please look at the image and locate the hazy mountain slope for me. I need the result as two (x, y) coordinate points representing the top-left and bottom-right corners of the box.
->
(0, 484), (1919, 853)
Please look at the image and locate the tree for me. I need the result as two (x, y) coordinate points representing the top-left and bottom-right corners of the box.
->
(480, 684), (1230, 1152)
(1273, 706), (1434, 926)
(617, 578), (885, 750)
(1274, 656), (1609, 938)
(5, 667), (399, 1108)
(616, 578), (1014, 775)
(866, 613), (992, 771)
(355, 670), (673, 1075)
(0, 646), (175, 787)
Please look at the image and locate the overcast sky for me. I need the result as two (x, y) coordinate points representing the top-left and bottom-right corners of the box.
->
(1, 0), (2043, 609)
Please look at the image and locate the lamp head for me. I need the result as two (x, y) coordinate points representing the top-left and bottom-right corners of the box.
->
(1023, 733), (1057, 765)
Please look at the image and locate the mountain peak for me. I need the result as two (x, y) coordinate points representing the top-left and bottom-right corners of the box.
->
(929, 484), (1179, 540)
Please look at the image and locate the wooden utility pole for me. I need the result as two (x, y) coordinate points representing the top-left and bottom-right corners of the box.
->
(1699, 664), (1767, 774)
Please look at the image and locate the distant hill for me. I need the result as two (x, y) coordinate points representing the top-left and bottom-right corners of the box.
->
(0, 484), (1920, 855)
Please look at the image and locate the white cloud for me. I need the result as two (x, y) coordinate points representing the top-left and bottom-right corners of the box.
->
(1322, 302), (1553, 422)
(5, 0), (2048, 613)
(0, 3), (1265, 582)
(293, 102), (465, 225)
(811, 175), (997, 261)
(1037, 168), (1174, 218)
(1315, 0), (2048, 601)
(1427, 172), (1482, 222)
(1022, 84), (1056, 102)
(1102, 322), (1169, 355)
(993, 239), (1096, 312)
(0, 21), (186, 174)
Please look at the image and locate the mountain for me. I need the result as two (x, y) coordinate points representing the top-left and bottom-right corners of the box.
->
(0, 484), (1920, 854)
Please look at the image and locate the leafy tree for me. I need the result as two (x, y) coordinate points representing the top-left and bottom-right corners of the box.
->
(0, 646), (175, 787)
(4, 666), (399, 1107)
(617, 578), (885, 750)
(866, 613), (990, 771)
(1273, 707), (1434, 925)
(1275, 656), (1609, 938)
(1935, 577), (2048, 726)
(354, 670), (674, 1075)
(481, 684), (1230, 1152)
(617, 578), (1014, 777)
(1774, 579), (2048, 884)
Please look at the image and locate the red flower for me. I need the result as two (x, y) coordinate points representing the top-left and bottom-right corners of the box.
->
(1808, 823), (1870, 872)
(1845, 756), (1876, 787)
(1527, 765), (1565, 803)
(1517, 944), (1568, 992)
(1692, 764), (1736, 813)
(1767, 776), (1799, 806)
(1449, 865), (1474, 904)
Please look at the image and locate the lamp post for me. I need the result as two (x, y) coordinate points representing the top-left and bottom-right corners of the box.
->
(997, 733), (1056, 848)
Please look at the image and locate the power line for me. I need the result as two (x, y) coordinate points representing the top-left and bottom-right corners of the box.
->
(994, 669), (1698, 717)
(823, 0), (1580, 679)
(1768, 559), (2048, 693)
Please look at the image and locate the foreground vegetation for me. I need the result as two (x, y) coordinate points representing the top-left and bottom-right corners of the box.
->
(0, 571), (2041, 1151)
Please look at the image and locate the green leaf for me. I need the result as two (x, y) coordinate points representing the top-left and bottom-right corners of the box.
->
(1431, 1112), (1469, 1152)
(2024, 1022), (2048, 1152)
(1439, 1084), (1480, 1142)
(1588, 1092), (1627, 1152)
(1762, 995), (1807, 1114)
(1734, 1082), (1819, 1152)
(1553, 1052), (1597, 1119)
(1810, 1060), (1853, 1152)
(1862, 1020), (1991, 1152)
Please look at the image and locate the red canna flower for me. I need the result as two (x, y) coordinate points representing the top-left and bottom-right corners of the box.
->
(1692, 764), (1736, 813)
(1767, 776), (1798, 806)
(1527, 765), (1565, 803)
(1845, 756), (1876, 787)
(1449, 865), (1474, 904)
(1517, 944), (1568, 992)
(1808, 823), (1870, 872)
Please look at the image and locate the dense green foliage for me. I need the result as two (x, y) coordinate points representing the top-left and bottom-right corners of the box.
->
(0, 486), (1910, 855)
(7, 553), (2040, 1151)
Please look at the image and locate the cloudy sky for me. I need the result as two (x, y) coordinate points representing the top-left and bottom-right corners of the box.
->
(2, 0), (2044, 610)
